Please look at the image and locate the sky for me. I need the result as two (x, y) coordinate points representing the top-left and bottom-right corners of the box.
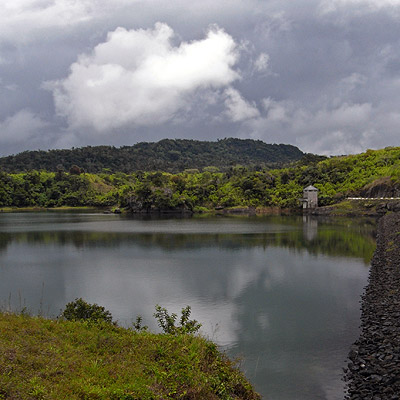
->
(1, 0), (400, 156)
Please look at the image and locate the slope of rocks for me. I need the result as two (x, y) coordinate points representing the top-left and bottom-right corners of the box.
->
(360, 177), (400, 199)
(345, 212), (400, 399)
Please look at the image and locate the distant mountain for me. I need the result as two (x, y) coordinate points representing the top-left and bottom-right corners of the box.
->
(0, 138), (304, 173)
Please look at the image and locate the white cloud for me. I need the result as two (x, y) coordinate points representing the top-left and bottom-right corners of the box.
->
(290, 102), (374, 154)
(224, 88), (260, 122)
(306, 102), (372, 130)
(254, 52), (270, 72)
(0, 110), (48, 143)
(48, 23), (240, 131)
(244, 101), (375, 155)
(0, 0), (92, 42)
(262, 98), (288, 122)
(319, 0), (400, 14)
(0, 0), (256, 46)
(340, 73), (366, 90)
(0, 0), (148, 43)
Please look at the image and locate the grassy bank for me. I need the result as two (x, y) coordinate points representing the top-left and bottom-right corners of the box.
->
(0, 312), (260, 400)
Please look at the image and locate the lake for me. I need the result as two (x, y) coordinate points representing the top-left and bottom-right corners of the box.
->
(0, 212), (376, 399)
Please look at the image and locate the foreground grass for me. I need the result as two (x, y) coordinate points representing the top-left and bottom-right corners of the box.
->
(0, 312), (260, 400)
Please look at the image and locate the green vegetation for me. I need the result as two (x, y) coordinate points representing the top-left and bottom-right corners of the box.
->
(153, 305), (202, 335)
(61, 298), (114, 325)
(0, 138), (304, 173)
(60, 299), (202, 335)
(0, 303), (260, 400)
(0, 146), (398, 212)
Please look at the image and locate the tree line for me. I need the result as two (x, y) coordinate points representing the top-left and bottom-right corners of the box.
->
(0, 138), (304, 173)
(0, 146), (398, 211)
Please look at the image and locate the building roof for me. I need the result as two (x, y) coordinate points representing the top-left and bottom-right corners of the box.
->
(304, 185), (318, 191)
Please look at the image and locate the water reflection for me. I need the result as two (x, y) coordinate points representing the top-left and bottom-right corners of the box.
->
(232, 250), (368, 399)
(0, 215), (375, 262)
(0, 213), (375, 400)
(303, 215), (318, 241)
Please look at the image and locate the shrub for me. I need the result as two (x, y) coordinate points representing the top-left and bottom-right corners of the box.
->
(154, 305), (201, 335)
(60, 298), (113, 324)
(131, 315), (148, 331)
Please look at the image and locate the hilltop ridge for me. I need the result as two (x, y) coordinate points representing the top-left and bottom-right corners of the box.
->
(0, 138), (304, 173)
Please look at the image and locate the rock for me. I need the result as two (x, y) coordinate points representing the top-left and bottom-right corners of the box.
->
(375, 203), (388, 214)
(345, 212), (400, 398)
(387, 201), (400, 212)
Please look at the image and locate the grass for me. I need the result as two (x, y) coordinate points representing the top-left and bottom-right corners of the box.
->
(0, 312), (260, 400)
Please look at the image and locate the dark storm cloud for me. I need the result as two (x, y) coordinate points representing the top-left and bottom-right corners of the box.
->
(0, 0), (399, 156)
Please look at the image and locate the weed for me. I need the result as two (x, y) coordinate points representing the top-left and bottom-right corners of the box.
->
(28, 377), (46, 399)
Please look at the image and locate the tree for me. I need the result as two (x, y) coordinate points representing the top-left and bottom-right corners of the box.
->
(69, 165), (82, 175)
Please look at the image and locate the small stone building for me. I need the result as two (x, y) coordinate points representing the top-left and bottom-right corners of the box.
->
(301, 185), (318, 209)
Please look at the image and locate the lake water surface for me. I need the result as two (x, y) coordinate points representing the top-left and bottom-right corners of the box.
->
(0, 212), (376, 399)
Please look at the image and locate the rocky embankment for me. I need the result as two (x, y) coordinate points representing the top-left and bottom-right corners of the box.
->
(345, 212), (400, 399)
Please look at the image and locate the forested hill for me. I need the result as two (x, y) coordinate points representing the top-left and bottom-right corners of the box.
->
(0, 146), (399, 210)
(0, 138), (304, 173)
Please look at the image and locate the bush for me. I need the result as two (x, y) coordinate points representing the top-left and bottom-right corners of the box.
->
(60, 298), (113, 324)
(154, 305), (201, 335)
(131, 315), (148, 331)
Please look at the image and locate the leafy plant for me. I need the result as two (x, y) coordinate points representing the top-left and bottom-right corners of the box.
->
(60, 298), (113, 324)
(154, 305), (201, 335)
(132, 315), (148, 332)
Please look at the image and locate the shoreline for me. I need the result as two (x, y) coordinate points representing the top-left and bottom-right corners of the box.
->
(0, 206), (105, 213)
(1, 199), (400, 217)
(344, 212), (400, 398)
(0, 205), (296, 216)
